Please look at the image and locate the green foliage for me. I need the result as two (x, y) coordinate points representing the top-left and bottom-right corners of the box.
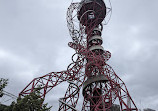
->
(0, 78), (8, 98)
(5, 90), (52, 111)
(0, 104), (8, 111)
(0, 79), (51, 111)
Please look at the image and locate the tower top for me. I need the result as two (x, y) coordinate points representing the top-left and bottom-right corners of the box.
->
(77, 0), (106, 26)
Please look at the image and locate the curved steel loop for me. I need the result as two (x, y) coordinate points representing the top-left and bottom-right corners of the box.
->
(59, 80), (80, 111)
(103, 50), (111, 62)
(72, 52), (83, 63)
(67, 2), (80, 44)
(103, 0), (112, 25)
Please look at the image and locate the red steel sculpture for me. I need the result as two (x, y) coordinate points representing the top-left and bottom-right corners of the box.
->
(19, 0), (138, 110)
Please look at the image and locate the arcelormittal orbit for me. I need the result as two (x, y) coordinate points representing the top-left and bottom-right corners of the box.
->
(19, 0), (138, 110)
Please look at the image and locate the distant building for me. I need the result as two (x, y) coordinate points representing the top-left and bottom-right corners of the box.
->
(144, 108), (156, 111)
(111, 104), (120, 111)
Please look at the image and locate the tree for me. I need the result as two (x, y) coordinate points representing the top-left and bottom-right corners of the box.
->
(0, 78), (8, 98)
(0, 104), (8, 111)
(5, 89), (52, 111)
(0, 78), (8, 111)
(0, 79), (52, 111)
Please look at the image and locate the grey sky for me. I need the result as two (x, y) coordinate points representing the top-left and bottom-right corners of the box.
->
(0, 0), (158, 110)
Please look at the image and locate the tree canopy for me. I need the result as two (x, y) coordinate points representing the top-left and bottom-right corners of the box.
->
(0, 78), (8, 98)
(0, 78), (52, 111)
(5, 90), (52, 111)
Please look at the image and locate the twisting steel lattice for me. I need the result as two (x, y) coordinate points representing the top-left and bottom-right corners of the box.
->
(19, 0), (138, 110)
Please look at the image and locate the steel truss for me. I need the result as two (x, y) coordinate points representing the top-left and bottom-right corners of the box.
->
(19, 0), (138, 111)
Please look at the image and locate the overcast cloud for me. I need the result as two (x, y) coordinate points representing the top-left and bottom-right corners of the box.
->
(0, 0), (158, 110)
